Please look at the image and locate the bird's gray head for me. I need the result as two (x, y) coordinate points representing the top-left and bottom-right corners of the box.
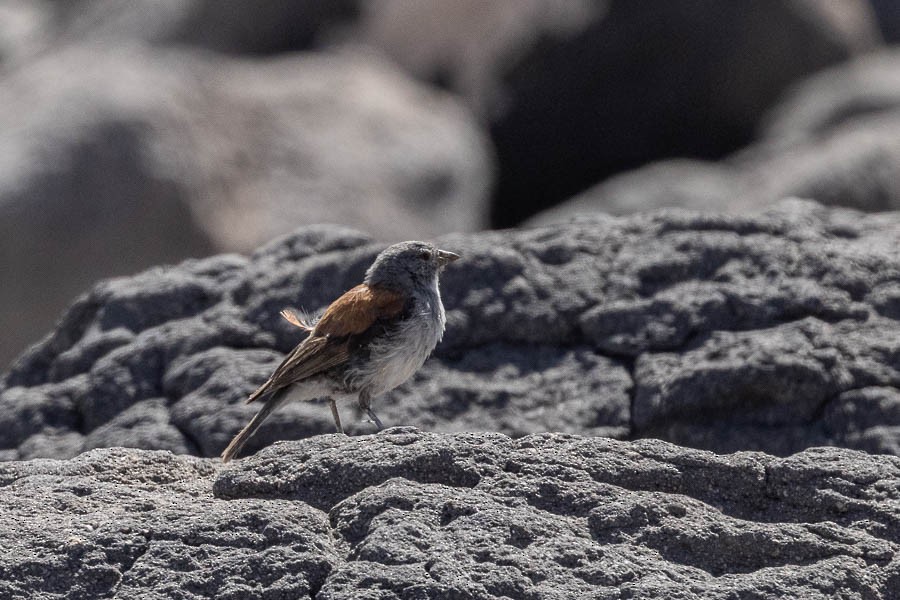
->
(364, 241), (459, 290)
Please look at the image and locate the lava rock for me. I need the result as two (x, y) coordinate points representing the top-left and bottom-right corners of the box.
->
(2, 200), (900, 461)
(0, 447), (335, 599)
(6, 432), (897, 598)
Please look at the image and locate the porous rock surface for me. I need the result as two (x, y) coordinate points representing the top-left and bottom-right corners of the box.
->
(2, 431), (899, 598)
(2, 199), (900, 462)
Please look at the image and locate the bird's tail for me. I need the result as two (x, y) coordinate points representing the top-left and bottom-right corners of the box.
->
(221, 389), (288, 462)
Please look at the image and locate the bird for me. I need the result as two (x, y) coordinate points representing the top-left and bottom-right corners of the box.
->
(220, 240), (459, 462)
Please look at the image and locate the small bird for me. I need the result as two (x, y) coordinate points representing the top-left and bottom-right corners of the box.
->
(221, 240), (459, 462)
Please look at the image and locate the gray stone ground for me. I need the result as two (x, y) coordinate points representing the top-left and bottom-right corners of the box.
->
(1, 430), (898, 599)
(3, 200), (900, 461)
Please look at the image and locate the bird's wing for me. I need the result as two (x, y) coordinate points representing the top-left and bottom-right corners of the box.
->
(246, 335), (350, 403)
(314, 284), (406, 337)
(247, 284), (405, 403)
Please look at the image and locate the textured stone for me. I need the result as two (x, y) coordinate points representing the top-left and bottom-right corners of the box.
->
(3, 200), (900, 461)
(0, 448), (335, 599)
(217, 431), (900, 598)
(3, 430), (900, 597)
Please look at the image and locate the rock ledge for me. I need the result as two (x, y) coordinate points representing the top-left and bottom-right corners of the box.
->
(2, 430), (899, 598)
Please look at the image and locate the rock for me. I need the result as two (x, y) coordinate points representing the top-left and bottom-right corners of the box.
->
(0, 447), (335, 599)
(336, 0), (603, 116)
(633, 318), (900, 455)
(0, 42), (491, 367)
(870, 0), (900, 43)
(479, 0), (879, 226)
(40, 0), (878, 229)
(531, 48), (900, 224)
(759, 48), (900, 146)
(5, 434), (898, 598)
(3, 200), (900, 461)
(319, 0), (880, 225)
(0, 0), (52, 67)
(387, 345), (631, 439)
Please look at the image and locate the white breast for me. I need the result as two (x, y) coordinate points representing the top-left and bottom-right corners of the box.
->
(350, 281), (445, 396)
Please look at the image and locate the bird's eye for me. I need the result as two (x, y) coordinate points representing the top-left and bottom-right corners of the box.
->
(420, 250), (432, 261)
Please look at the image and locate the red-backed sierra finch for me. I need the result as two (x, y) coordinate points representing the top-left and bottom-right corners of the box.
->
(221, 241), (459, 462)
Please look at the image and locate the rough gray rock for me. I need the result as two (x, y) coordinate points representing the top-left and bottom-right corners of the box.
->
(531, 48), (900, 224)
(2, 200), (900, 462)
(0, 42), (491, 367)
(2, 433), (899, 598)
(0, 447), (335, 599)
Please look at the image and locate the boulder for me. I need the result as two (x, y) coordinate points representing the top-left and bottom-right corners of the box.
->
(477, 0), (880, 226)
(28, 0), (881, 229)
(531, 48), (900, 223)
(2, 200), (900, 461)
(0, 43), (490, 367)
(302, 0), (882, 225)
(1, 433), (898, 598)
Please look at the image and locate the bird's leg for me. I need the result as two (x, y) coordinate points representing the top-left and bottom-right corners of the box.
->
(367, 409), (384, 431)
(328, 398), (344, 434)
(358, 392), (384, 431)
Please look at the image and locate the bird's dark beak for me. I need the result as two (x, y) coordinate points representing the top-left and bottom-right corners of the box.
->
(437, 249), (460, 267)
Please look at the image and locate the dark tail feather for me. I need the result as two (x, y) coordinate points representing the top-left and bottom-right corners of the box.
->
(221, 389), (287, 462)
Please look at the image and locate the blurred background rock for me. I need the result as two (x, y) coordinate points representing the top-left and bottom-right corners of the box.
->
(1, 0), (898, 368)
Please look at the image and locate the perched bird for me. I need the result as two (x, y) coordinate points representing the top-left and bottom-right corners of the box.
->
(221, 241), (459, 462)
